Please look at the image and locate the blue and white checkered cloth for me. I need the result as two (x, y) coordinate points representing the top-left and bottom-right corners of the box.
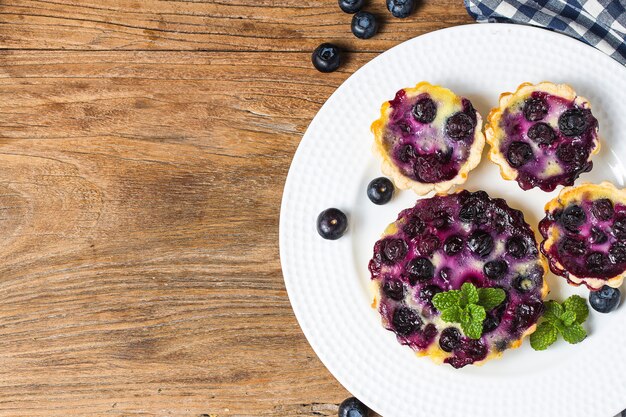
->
(464, 0), (626, 65)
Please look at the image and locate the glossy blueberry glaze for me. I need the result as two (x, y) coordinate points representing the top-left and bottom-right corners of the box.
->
(383, 89), (479, 184)
(498, 91), (598, 191)
(540, 198), (626, 281)
(369, 190), (545, 368)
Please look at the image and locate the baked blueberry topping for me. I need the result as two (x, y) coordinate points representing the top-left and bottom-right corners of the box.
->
(506, 141), (533, 167)
(560, 205), (586, 232)
(402, 214), (425, 237)
(316, 208), (348, 240)
(412, 97), (437, 123)
(523, 97), (548, 121)
(609, 242), (626, 264)
(591, 198), (614, 221)
(311, 43), (341, 73)
(406, 257), (434, 282)
(506, 236), (527, 259)
(419, 284), (442, 305)
(527, 122), (556, 146)
(590, 227), (608, 244)
(439, 327), (461, 352)
(612, 216), (626, 239)
(446, 112), (474, 140)
(416, 234), (440, 256)
(386, 0), (415, 18)
(512, 302), (542, 331)
(443, 235), (464, 256)
(468, 230), (494, 257)
(392, 306), (422, 336)
(367, 177), (394, 205)
(483, 260), (508, 280)
(396, 143), (416, 163)
(381, 238), (408, 264)
(351, 11), (378, 39)
(338, 0), (364, 13)
(513, 274), (535, 293)
(482, 313), (500, 334)
(382, 280), (405, 301)
(464, 339), (488, 361)
(413, 154), (456, 183)
(589, 285), (621, 313)
(559, 108), (588, 137)
(338, 397), (370, 417)
(439, 267), (451, 284)
(585, 252), (607, 273)
(559, 236), (586, 255)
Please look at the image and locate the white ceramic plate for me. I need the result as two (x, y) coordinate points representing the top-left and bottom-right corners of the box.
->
(280, 24), (626, 417)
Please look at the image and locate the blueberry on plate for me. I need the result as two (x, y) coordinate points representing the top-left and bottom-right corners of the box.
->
(386, 0), (415, 18)
(589, 285), (621, 313)
(338, 397), (370, 417)
(312, 43), (341, 73)
(367, 177), (394, 204)
(338, 0), (364, 13)
(351, 11), (378, 39)
(317, 208), (348, 240)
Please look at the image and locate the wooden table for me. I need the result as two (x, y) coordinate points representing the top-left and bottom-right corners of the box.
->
(0, 1), (472, 415)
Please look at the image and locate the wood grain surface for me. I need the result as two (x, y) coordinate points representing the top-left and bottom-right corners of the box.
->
(0, 1), (472, 416)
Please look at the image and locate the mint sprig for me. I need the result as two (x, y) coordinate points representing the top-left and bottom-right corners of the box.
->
(432, 283), (506, 340)
(530, 295), (589, 351)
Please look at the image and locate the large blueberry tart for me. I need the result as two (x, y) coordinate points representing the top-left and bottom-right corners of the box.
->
(539, 182), (626, 290)
(486, 82), (600, 191)
(371, 82), (485, 195)
(369, 190), (548, 368)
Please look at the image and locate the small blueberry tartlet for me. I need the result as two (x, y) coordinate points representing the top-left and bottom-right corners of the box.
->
(369, 190), (548, 368)
(371, 82), (485, 195)
(539, 182), (626, 290)
(486, 82), (600, 191)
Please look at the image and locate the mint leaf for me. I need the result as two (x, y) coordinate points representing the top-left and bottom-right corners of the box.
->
(460, 282), (479, 306)
(441, 306), (462, 323)
(563, 295), (589, 324)
(530, 322), (558, 351)
(462, 304), (486, 339)
(477, 287), (506, 311)
(561, 323), (587, 344)
(560, 310), (576, 327)
(462, 319), (483, 339)
(432, 290), (462, 311)
(459, 307), (470, 325)
(543, 300), (564, 323)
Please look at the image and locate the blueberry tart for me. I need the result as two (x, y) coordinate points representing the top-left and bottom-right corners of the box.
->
(539, 182), (626, 290)
(486, 82), (600, 191)
(371, 82), (485, 195)
(369, 190), (548, 368)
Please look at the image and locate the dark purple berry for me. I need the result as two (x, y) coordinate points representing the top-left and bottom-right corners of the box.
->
(392, 306), (422, 336)
(506, 236), (527, 259)
(418, 284), (442, 305)
(612, 216), (626, 239)
(560, 205), (586, 232)
(527, 122), (555, 146)
(367, 177), (394, 205)
(482, 314), (500, 334)
(412, 97), (437, 123)
(468, 230), (494, 257)
(559, 108), (588, 137)
(591, 198), (614, 221)
(338, 397), (370, 417)
(386, 0), (415, 18)
(439, 327), (461, 352)
(513, 275), (536, 293)
(413, 155), (456, 183)
(590, 227), (608, 244)
(382, 280), (405, 301)
(443, 235), (464, 256)
(311, 43), (341, 73)
(512, 302), (542, 331)
(609, 242), (626, 264)
(402, 214), (424, 237)
(506, 141), (533, 167)
(483, 260), (508, 280)
(446, 112), (474, 140)
(406, 257), (434, 282)
(317, 208), (348, 240)
(351, 11), (378, 39)
(432, 210), (452, 229)
(338, 0), (365, 13)
(556, 143), (584, 163)
(396, 143), (416, 163)
(589, 285), (620, 313)
(559, 236), (586, 255)
(586, 252), (607, 272)
(523, 97), (548, 121)
(439, 267), (451, 284)
(416, 234), (440, 256)
(463, 339), (488, 361)
(381, 238), (408, 264)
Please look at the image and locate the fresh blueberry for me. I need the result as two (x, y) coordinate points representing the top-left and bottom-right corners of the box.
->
(591, 198), (614, 221)
(527, 122), (556, 146)
(559, 108), (588, 137)
(523, 97), (548, 121)
(412, 97), (437, 123)
(402, 214), (425, 237)
(406, 257), (434, 282)
(560, 204), (586, 232)
(312, 43), (341, 73)
(506, 141), (533, 167)
(419, 284), (442, 305)
(590, 227), (608, 244)
(468, 230), (494, 257)
(439, 327), (461, 352)
(338, 0), (364, 13)
(446, 112), (474, 140)
(386, 0), (415, 18)
(612, 216), (626, 239)
(506, 236), (527, 259)
(338, 397), (370, 417)
(381, 238), (408, 264)
(609, 242), (626, 264)
(351, 11), (378, 39)
(367, 177), (394, 205)
(382, 280), (405, 301)
(392, 306), (422, 335)
(585, 252), (607, 273)
(443, 235), (464, 256)
(589, 285), (621, 313)
(317, 208), (348, 240)
(559, 236), (586, 255)
(483, 260), (508, 280)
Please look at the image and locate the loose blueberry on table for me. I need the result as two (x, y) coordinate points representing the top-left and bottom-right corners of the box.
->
(338, 397), (370, 417)
(312, 43), (341, 73)
(317, 208), (348, 240)
(486, 82), (600, 192)
(539, 182), (626, 290)
(386, 0), (416, 18)
(369, 190), (547, 368)
(589, 285), (621, 313)
(338, 0), (364, 13)
(367, 177), (394, 205)
(351, 11), (378, 39)
(371, 82), (485, 195)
